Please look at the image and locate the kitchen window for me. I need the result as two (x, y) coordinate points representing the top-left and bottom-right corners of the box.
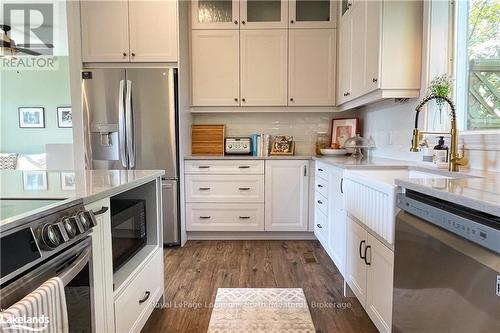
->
(454, 0), (499, 132)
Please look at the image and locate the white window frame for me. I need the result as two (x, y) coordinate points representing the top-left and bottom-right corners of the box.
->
(451, 0), (500, 148)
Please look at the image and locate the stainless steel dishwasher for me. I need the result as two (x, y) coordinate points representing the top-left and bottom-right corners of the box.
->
(393, 190), (500, 333)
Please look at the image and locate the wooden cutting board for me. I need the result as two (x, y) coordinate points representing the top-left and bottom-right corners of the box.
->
(191, 125), (225, 156)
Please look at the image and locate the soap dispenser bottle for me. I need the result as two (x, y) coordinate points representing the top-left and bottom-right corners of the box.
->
(433, 136), (449, 163)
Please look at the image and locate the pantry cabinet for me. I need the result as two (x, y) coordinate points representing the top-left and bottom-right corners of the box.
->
(289, 29), (336, 106)
(265, 160), (309, 231)
(191, 0), (240, 29)
(346, 216), (394, 333)
(240, 0), (288, 29)
(240, 30), (288, 106)
(81, 0), (178, 62)
(190, 1), (336, 108)
(289, 0), (336, 29)
(336, 0), (422, 109)
(191, 30), (240, 106)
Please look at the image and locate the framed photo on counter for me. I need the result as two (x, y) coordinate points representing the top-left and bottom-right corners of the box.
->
(330, 118), (359, 148)
(18, 107), (45, 128)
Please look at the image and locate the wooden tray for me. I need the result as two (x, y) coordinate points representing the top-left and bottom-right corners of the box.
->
(191, 125), (225, 156)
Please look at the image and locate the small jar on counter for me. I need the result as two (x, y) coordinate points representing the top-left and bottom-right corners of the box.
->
(315, 132), (329, 155)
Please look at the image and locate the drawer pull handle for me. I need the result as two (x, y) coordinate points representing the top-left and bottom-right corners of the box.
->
(317, 200), (323, 204)
(139, 291), (151, 304)
(316, 224), (322, 228)
(239, 216), (251, 219)
(318, 168), (324, 172)
(239, 187), (251, 191)
(238, 165), (250, 169)
(93, 206), (109, 216)
(200, 216), (211, 219)
(199, 187), (211, 191)
(198, 165), (210, 169)
(317, 184), (323, 188)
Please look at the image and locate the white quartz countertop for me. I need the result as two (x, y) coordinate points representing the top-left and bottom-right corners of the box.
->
(0, 169), (164, 227)
(185, 155), (313, 160)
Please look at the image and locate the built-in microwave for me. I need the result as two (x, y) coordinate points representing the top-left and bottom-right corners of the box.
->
(110, 199), (147, 272)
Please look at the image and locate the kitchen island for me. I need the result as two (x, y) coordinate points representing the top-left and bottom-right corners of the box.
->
(0, 169), (165, 333)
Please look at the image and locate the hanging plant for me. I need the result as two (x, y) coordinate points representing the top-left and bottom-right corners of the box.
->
(428, 74), (453, 123)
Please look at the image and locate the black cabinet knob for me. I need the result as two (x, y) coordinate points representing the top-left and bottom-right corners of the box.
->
(123, 52), (127, 56)
(290, 20), (295, 24)
(242, 98), (246, 102)
(372, 78), (378, 83)
(234, 20), (238, 24)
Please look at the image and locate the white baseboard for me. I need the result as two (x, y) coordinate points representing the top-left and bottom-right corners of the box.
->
(187, 231), (316, 240)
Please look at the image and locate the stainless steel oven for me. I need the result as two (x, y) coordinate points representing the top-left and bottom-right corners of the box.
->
(110, 198), (147, 272)
(393, 190), (500, 333)
(0, 199), (98, 332)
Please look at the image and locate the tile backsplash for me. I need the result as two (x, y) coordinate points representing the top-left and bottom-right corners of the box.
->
(192, 112), (344, 155)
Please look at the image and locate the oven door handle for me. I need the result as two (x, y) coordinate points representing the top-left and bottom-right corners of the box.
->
(58, 246), (91, 286)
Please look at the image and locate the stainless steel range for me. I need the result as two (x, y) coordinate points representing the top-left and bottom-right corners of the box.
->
(0, 199), (104, 332)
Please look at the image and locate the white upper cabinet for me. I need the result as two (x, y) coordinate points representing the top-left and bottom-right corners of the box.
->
(129, 0), (178, 62)
(81, 0), (178, 63)
(289, 0), (336, 29)
(81, 1), (130, 62)
(191, 0), (240, 29)
(265, 160), (309, 231)
(240, 0), (288, 29)
(240, 30), (288, 106)
(289, 29), (336, 106)
(336, 0), (422, 109)
(191, 30), (240, 106)
(337, 13), (352, 104)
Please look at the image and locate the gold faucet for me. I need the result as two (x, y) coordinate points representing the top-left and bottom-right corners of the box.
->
(411, 94), (468, 172)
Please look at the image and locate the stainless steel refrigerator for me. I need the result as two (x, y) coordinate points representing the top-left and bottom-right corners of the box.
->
(82, 68), (180, 246)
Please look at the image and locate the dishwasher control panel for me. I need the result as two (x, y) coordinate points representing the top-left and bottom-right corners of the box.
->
(397, 193), (500, 254)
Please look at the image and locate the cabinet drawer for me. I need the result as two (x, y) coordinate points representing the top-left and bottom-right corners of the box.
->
(314, 206), (328, 246)
(185, 160), (264, 174)
(315, 191), (328, 215)
(315, 161), (329, 180)
(115, 250), (163, 333)
(186, 203), (264, 231)
(185, 175), (264, 202)
(315, 176), (329, 198)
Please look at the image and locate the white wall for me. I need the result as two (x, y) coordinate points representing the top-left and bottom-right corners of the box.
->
(358, 99), (424, 161)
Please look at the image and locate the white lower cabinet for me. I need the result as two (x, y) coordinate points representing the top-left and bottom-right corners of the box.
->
(265, 160), (309, 231)
(185, 159), (309, 232)
(114, 249), (164, 333)
(346, 216), (394, 333)
(86, 198), (115, 333)
(313, 161), (346, 276)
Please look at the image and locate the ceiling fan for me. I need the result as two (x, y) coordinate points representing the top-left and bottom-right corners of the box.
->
(0, 24), (53, 57)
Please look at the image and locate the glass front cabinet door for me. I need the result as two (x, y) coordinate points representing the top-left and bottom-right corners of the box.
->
(192, 0), (240, 29)
(240, 0), (288, 29)
(289, 0), (337, 28)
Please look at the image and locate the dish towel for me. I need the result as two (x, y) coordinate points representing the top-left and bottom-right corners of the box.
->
(0, 277), (69, 333)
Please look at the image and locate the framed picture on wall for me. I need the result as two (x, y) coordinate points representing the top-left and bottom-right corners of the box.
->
(23, 171), (48, 191)
(57, 107), (72, 128)
(61, 172), (76, 190)
(19, 107), (45, 128)
(330, 118), (359, 148)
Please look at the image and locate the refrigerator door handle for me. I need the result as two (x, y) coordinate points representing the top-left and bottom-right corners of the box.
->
(167, 68), (177, 172)
(125, 79), (135, 169)
(118, 79), (127, 168)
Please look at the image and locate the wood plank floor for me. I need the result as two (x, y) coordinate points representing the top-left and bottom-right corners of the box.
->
(142, 240), (377, 333)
